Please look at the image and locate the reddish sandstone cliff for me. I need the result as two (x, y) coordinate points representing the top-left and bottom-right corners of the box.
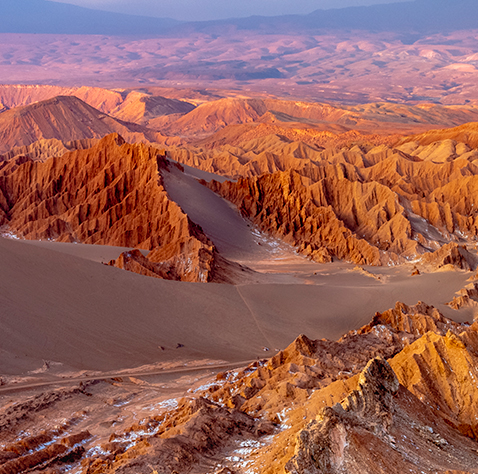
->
(203, 135), (478, 267)
(0, 134), (231, 282)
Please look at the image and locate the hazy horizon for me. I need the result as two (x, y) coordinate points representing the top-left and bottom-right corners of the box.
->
(50, 0), (413, 21)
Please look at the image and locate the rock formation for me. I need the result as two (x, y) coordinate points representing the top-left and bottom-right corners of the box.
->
(390, 327), (478, 439)
(447, 282), (478, 310)
(0, 85), (195, 126)
(0, 138), (100, 164)
(3, 94), (478, 269)
(399, 122), (478, 150)
(419, 243), (478, 271)
(0, 134), (236, 282)
(285, 358), (399, 474)
(106, 91), (196, 127)
(158, 97), (478, 140)
(200, 131), (478, 267)
(3, 301), (478, 473)
(90, 397), (273, 474)
(361, 301), (464, 337)
(219, 302), (477, 474)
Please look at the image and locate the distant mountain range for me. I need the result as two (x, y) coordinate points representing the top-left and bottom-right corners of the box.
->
(1, 0), (181, 35)
(1, 0), (476, 37)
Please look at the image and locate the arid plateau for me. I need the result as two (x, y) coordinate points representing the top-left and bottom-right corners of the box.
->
(3, 1), (478, 473)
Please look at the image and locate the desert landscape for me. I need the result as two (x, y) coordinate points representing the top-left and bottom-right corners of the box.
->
(3, 0), (478, 473)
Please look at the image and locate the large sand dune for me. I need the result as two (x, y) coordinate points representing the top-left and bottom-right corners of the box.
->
(0, 233), (471, 377)
(1, 133), (475, 377)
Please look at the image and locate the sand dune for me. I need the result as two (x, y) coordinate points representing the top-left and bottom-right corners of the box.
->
(0, 236), (266, 375)
(19, 240), (148, 263)
(0, 131), (476, 378)
(0, 233), (470, 378)
(163, 163), (282, 262)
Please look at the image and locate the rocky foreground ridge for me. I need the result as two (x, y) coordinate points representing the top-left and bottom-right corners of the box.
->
(2, 301), (478, 473)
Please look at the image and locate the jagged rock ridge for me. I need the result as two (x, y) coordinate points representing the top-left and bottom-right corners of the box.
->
(203, 136), (478, 266)
(0, 133), (235, 282)
(35, 301), (478, 474)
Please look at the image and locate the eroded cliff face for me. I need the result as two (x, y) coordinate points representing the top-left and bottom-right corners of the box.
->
(0, 134), (231, 282)
(205, 140), (478, 267)
(3, 94), (478, 270)
(245, 304), (478, 474)
(285, 358), (400, 474)
(284, 323), (478, 474)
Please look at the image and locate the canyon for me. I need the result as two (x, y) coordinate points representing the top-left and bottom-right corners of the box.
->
(2, 1), (478, 471)
(1, 83), (478, 472)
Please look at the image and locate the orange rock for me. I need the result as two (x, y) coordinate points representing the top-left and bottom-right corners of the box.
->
(391, 328), (478, 439)
(206, 170), (411, 265)
(0, 96), (179, 154)
(0, 134), (233, 282)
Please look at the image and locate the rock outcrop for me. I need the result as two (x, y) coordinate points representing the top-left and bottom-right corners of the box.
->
(358, 301), (465, 339)
(0, 85), (196, 131)
(0, 138), (99, 163)
(109, 239), (217, 283)
(399, 122), (478, 150)
(188, 302), (476, 474)
(83, 397), (272, 474)
(201, 132), (478, 267)
(419, 243), (478, 271)
(0, 134), (234, 282)
(3, 302), (478, 474)
(390, 327), (478, 439)
(159, 97), (478, 140)
(206, 170), (410, 265)
(285, 358), (399, 474)
(447, 282), (478, 310)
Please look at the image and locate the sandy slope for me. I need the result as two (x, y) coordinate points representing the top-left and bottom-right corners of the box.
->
(0, 141), (476, 379)
(0, 228), (471, 379)
(162, 163), (291, 263)
(19, 240), (148, 263)
(0, 236), (270, 375)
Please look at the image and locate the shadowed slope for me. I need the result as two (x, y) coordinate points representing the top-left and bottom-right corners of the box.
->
(0, 235), (265, 374)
